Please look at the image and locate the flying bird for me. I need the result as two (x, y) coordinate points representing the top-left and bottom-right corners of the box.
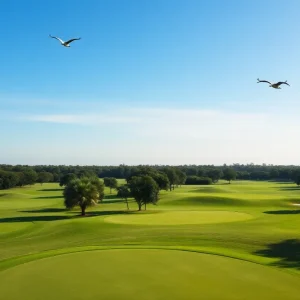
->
(49, 34), (81, 47)
(257, 78), (290, 89)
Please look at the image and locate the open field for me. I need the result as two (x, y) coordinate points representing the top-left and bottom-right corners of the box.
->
(1, 180), (300, 299)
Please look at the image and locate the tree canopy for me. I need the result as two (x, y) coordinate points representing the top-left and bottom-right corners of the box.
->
(63, 177), (102, 216)
(128, 175), (159, 211)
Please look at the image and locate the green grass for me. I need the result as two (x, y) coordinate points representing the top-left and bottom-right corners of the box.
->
(1, 180), (300, 298)
(104, 210), (253, 225)
(1, 249), (300, 300)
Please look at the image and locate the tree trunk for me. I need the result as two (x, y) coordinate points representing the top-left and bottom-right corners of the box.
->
(138, 202), (142, 211)
(144, 202), (147, 210)
(126, 198), (129, 210)
(80, 204), (86, 216)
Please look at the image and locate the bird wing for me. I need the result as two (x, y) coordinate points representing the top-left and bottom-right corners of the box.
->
(49, 34), (64, 44)
(65, 38), (81, 45)
(257, 79), (272, 84)
(277, 81), (290, 86)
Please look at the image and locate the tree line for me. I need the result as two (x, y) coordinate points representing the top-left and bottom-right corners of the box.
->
(2, 163), (300, 190)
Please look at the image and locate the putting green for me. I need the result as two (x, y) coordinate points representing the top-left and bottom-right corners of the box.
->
(104, 210), (253, 225)
(1, 249), (300, 300)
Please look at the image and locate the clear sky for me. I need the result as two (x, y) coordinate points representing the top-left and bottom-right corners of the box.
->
(1, 0), (300, 165)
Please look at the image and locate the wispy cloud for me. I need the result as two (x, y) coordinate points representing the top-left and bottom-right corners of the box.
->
(22, 113), (141, 125)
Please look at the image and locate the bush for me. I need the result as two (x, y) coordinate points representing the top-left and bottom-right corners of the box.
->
(185, 176), (212, 185)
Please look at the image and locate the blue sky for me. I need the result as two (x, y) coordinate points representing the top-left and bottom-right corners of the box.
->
(1, 0), (300, 165)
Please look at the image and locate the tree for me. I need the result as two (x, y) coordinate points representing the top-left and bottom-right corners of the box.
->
(60, 173), (77, 187)
(103, 177), (118, 194)
(163, 167), (178, 191)
(223, 168), (236, 183)
(17, 169), (38, 186)
(128, 175), (159, 211)
(90, 176), (105, 202)
(63, 177), (99, 216)
(173, 169), (187, 187)
(206, 169), (223, 183)
(117, 185), (132, 210)
(37, 172), (54, 185)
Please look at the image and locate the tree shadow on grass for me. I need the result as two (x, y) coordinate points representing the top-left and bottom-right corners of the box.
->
(102, 199), (135, 204)
(20, 208), (66, 213)
(264, 210), (300, 215)
(0, 215), (70, 223)
(104, 194), (119, 200)
(34, 196), (64, 199)
(38, 188), (63, 192)
(84, 210), (132, 217)
(255, 239), (300, 269)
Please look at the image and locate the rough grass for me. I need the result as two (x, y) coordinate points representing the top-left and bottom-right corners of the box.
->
(1, 180), (300, 298)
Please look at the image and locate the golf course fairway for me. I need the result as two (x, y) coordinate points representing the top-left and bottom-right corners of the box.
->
(104, 210), (253, 225)
(1, 249), (300, 300)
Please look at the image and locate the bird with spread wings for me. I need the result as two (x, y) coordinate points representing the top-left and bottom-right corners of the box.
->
(49, 34), (81, 47)
(257, 78), (290, 89)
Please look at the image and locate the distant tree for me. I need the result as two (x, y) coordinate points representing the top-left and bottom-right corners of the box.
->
(63, 177), (99, 216)
(23, 169), (38, 186)
(128, 175), (159, 211)
(60, 173), (77, 187)
(103, 177), (118, 194)
(175, 169), (187, 187)
(117, 185), (132, 210)
(163, 167), (178, 191)
(0, 171), (19, 189)
(185, 176), (212, 185)
(269, 169), (279, 180)
(206, 169), (223, 183)
(37, 172), (54, 185)
(295, 175), (300, 186)
(223, 168), (236, 184)
(152, 172), (170, 190)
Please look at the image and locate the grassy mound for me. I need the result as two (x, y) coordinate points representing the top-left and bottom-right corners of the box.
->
(104, 210), (254, 225)
(1, 249), (300, 300)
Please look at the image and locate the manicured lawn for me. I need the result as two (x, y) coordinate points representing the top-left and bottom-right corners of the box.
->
(1, 180), (300, 298)
(1, 249), (300, 300)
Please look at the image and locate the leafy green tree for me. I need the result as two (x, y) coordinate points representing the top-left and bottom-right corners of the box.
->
(206, 169), (223, 183)
(37, 172), (54, 185)
(90, 176), (105, 202)
(103, 177), (118, 194)
(63, 177), (99, 216)
(175, 169), (187, 186)
(163, 167), (178, 191)
(128, 175), (159, 211)
(117, 185), (132, 210)
(60, 173), (77, 187)
(269, 169), (279, 180)
(223, 168), (236, 184)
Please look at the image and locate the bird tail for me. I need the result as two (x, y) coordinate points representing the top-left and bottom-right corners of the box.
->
(257, 78), (260, 83)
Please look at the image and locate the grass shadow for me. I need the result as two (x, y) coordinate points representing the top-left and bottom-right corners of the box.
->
(38, 188), (63, 192)
(102, 199), (135, 204)
(34, 196), (64, 199)
(264, 210), (300, 215)
(279, 187), (300, 191)
(0, 215), (70, 223)
(20, 208), (66, 213)
(104, 194), (119, 200)
(255, 239), (300, 269)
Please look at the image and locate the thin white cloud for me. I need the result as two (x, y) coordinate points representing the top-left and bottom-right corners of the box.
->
(8, 107), (300, 165)
(23, 113), (141, 125)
